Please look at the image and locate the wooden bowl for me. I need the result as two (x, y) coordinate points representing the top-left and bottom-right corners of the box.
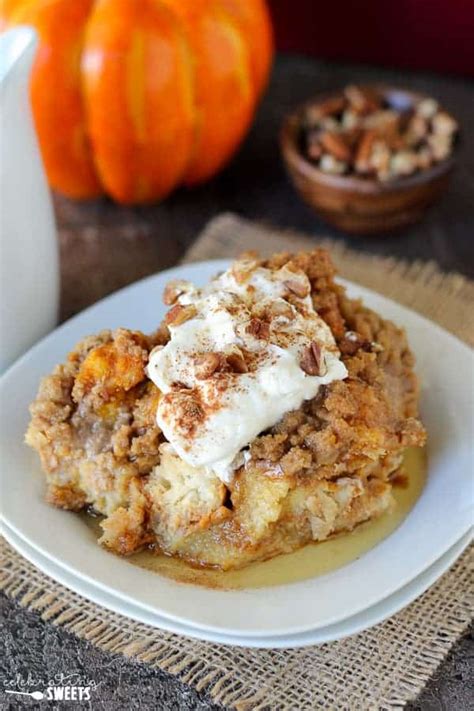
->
(280, 87), (457, 235)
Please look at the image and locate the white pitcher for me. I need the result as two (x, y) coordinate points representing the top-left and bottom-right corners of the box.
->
(0, 26), (58, 372)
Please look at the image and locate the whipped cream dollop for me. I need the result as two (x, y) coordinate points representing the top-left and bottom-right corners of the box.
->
(147, 259), (347, 484)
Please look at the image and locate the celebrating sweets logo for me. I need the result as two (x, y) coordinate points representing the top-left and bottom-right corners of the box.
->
(3, 672), (98, 702)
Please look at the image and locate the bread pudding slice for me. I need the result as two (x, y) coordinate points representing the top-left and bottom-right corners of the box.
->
(25, 327), (165, 554)
(26, 249), (426, 570)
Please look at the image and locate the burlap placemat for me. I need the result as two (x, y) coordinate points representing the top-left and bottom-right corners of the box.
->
(1, 213), (473, 710)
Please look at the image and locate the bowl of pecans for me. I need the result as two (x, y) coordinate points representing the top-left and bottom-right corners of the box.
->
(280, 85), (458, 234)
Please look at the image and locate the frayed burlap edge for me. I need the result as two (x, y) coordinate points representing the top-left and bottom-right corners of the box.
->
(2, 213), (473, 710)
(1, 540), (472, 710)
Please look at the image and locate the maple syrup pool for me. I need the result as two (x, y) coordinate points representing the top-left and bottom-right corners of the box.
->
(82, 447), (426, 589)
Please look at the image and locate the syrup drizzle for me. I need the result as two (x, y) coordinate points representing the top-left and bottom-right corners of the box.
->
(82, 447), (426, 590)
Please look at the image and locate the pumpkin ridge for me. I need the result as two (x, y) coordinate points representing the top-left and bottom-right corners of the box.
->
(82, 0), (197, 204)
(214, 1), (253, 100)
(185, 1), (254, 185)
(125, 29), (147, 146)
(219, 0), (274, 97)
(156, 0), (201, 189)
(162, 0), (256, 186)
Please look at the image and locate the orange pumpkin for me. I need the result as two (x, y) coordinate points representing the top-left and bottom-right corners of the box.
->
(2, 0), (273, 204)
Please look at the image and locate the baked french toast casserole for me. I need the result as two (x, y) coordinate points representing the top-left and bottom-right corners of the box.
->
(26, 249), (426, 570)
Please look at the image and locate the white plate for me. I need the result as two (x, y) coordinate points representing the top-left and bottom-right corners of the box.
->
(2, 522), (471, 649)
(1, 260), (473, 638)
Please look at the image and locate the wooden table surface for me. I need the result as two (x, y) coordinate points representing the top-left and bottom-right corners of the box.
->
(2, 54), (473, 710)
(55, 54), (473, 322)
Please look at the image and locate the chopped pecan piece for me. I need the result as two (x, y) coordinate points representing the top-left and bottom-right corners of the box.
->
(300, 342), (324, 376)
(194, 352), (222, 379)
(163, 280), (190, 306)
(370, 140), (391, 178)
(339, 331), (372, 355)
(246, 318), (270, 340)
(432, 111), (458, 136)
(172, 392), (204, 434)
(390, 150), (418, 177)
(301, 86), (457, 181)
(226, 349), (248, 373)
(268, 300), (294, 319)
(355, 129), (377, 173)
(319, 131), (352, 162)
(165, 304), (197, 326)
(284, 278), (310, 298)
(231, 259), (258, 284)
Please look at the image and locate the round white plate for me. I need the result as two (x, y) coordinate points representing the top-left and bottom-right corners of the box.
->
(2, 522), (471, 649)
(1, 260), (473, 638)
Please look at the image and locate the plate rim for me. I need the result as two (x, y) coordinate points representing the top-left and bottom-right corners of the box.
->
(1, 259), (473, 638)
(2, 522), (471, 649)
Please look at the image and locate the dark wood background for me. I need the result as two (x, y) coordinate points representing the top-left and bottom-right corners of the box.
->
(56, 54), (474, 322)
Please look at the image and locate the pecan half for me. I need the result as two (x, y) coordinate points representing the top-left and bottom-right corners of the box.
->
(319, 131), (352, 162)
(226, 349), (248, 373)
(355, 129), (377, 173)
(194, 352), (221, 379)
(300, 342), (324, 376)
(163, 280), (188, 306)
(165, 304), (197, 327)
